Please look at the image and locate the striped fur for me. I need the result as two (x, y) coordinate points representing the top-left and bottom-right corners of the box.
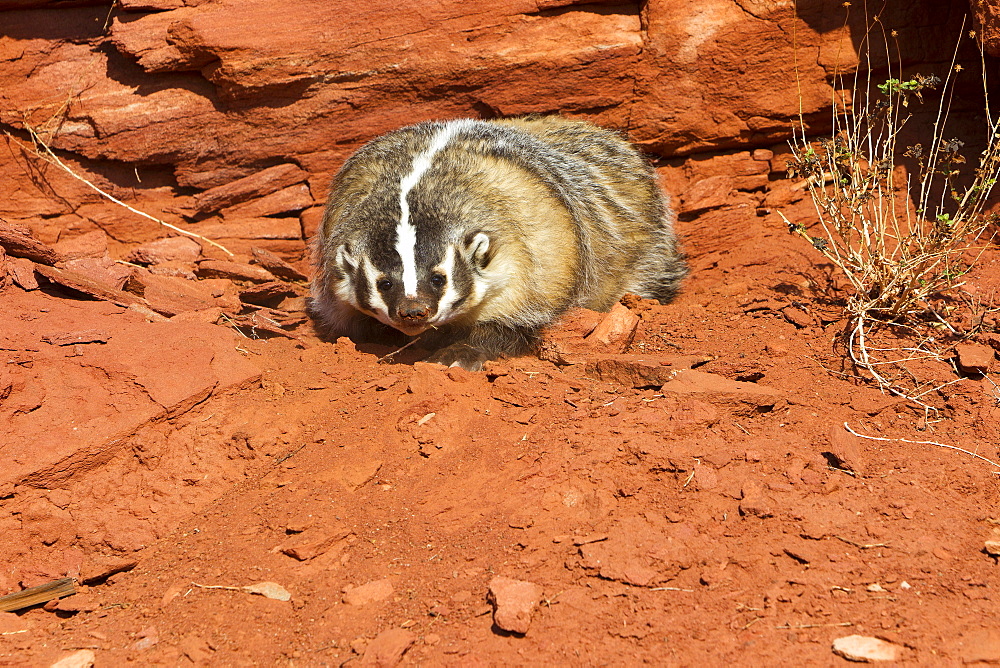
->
(310, 115), (687, 370)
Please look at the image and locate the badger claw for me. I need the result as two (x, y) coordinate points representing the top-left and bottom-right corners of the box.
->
(425, 344), (490, 372)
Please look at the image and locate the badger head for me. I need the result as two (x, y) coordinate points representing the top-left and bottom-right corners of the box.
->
(331, 229), (496, 337)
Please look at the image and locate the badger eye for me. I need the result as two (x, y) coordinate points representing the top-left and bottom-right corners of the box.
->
(429, 273), (446, 289)
(376, 278), (393, 292)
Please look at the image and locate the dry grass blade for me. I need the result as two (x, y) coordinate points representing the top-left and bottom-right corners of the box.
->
(8, 126), (234, 257)
(844, 422), (1000, 470)
(0, 578), (76, 612)
(784, 14), (1000, 411)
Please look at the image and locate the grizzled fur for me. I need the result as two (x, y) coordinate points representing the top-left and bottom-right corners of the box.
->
(310, 115), (687, 370)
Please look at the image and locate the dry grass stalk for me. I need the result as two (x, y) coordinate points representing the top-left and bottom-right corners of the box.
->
(7, 125), (234, 257)
(785, 15), (1000, 409)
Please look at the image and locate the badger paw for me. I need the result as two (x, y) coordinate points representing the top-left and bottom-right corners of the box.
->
(425, 344), (491, 372)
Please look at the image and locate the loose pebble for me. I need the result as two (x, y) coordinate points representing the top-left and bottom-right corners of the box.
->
(832, 635), (900, 662)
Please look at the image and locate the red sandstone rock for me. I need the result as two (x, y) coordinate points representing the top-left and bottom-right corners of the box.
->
(53, 230), (109, 261)
(192, 163), (307, 214)
(343, 579), (394, 606)
(360, 628), (415, 666)
(487, 576), (542, 635)
(196, 259), (276, 283)
(0, 222), (62, 265)
(192, 218), (302, 241)
(251, 247), (309, 282)
(586, 302), (640, 351)
(7, 257), (38, 290)
(63, 258), (131, 291)
(238, 281), (300, 307)
(220, 184), (313, 219)
(125, 268), (220, 316)
(35, 264), (149, 309)
(955, 343), (994, 374)
(126, 236), (203, 265)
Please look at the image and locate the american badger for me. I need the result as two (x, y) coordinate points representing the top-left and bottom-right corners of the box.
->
(310, 116), (686, 370)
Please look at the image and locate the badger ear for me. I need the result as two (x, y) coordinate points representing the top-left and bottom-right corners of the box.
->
(334, 244), (358, 273)
(465, 232), (492, 270)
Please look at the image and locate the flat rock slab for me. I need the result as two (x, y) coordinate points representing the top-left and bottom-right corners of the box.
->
(832, 635), (900, 662)
(487, 576), (542, 635)
(0, 288), (260, 489)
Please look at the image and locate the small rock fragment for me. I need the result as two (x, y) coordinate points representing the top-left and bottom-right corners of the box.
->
(220, 183), (313, 219)
(41, 329), (110, 346)
(192, 163), (307, 214)
(984, 540), (1000, 556)
(831, 635), (900, 662)
(196, 259), (276, 283)
(360, 628), (415, 666)
(8, 257), (39, 290)
(63, 257), (131, 291)
(79, 554), (138, 585)
(53, 230), (109, 261)
(824, 425), (866, 475)
(343, 579), (393, 606)
(586, 302), (640, 350)
(239, 281), (300, 306)
(251, 247), (309, 282)
(243, 582), (291, 601)
(955, 343), (994, 375)
(126, 236), (203, 265)
(738, 480), (774, 518)
(487, 576), (542, 635)
(49, 649), (95, 668)
(0, 222), (62, 265)
(127, 625), (160, 652)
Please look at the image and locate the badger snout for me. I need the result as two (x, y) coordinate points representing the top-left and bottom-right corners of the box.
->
(394, 298), (435, 331)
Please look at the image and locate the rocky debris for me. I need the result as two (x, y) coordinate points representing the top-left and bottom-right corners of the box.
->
(35, 264), (149, 310)
(539, 304), (643, 364)
(239, 281), (301, 307)
(48, 649), (95, 668)
(575, 519), (693, 587)
(226, 307), (306, 339)
(192, 217), (303, 241)
(739, 480), (774, 518)
(584, 354), (709, 388)
(7, 257), (39, 290)
(192, 163), (308, 215)
(79, 555), (140, 586)
(280, 524), (352, 561)
(40, 329), (110, 346)
(955, 343), (994, 375)
(831, 635), (900, 662)
(360, 628), (415, 666)
(196, 259), (276, 283)
(52, 230), (109, 261)
(587, 302), (640, 350)
(487, 576), (542, 635)
(220, 184), (313, 219)
(824, 425), (866, 475)
(984, 539), (1000, 556)
(0, 221), (62, 265)
(251, 246), (309, 282)
(125, 269), (223, 316)
(343, 578), (394, 606)
(126, 236), (203, 265)
(957, 629), (1000, 663)
(243, 582), (291, 601)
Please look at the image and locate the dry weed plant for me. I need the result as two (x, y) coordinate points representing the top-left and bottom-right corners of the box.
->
(784, 14), (1000, 414)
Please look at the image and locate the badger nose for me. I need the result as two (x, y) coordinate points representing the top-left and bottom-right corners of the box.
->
(397, 299), (431, 322)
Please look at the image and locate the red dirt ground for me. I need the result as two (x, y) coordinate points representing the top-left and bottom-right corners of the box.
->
(3, 193), (1000, 666)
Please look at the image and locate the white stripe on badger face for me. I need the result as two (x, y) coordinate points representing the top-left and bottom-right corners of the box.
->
(430, 244), (461, 324)
(396, 120), (474, 297)
(360, 255), (392, 325)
